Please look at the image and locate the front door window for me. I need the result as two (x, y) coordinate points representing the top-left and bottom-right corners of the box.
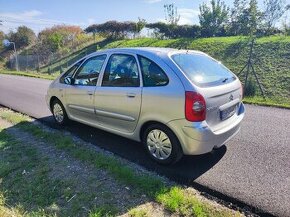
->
(74, 55), (107, 86)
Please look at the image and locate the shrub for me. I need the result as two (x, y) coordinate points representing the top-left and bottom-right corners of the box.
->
(244, 79), (257, 96)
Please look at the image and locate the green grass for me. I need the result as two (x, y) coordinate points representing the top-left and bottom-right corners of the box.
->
(102, 36), (290, 100)
(39, 37), (107, 74)
(128, 207), (149, 217)
(0, 128), (64, 216)
(0, 70), (58, 80)
(0, 109), (241, 217)
(4, 35), (289, 108)
(0, 113), (123, 216)
(243, 96), (290, 109)
(89, 205), (118, 217)
(157, 187), (213, 217)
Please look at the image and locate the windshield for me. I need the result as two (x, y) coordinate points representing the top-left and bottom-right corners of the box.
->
(171, 52), (236, 87)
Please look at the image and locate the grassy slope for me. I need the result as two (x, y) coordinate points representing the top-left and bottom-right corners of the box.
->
(103, 36), (290, 99)
(0, 70), (58, 80)
(41, 36), (290, 99)
(1, 36), (289, 107)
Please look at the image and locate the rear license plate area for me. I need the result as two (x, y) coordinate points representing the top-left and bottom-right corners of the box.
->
(220, 104), (237, 121)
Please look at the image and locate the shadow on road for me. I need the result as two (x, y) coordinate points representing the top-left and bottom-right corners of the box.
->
(39, 115), (226, 184)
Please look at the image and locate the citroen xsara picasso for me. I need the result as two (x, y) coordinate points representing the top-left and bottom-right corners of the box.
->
(46, 47), (245, 164)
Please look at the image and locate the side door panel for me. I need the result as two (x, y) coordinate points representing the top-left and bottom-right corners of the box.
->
(94, 53), (142, 133)
(65, 86), (96, 122)
(64, 55), (107, 124)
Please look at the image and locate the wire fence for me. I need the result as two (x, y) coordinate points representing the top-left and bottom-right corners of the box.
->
(7, 37), (101, 74)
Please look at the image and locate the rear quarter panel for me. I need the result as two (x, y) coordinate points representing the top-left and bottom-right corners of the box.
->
(133, 53), (186, 140)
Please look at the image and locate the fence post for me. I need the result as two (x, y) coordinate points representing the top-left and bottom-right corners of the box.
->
(37, 55), (40, 73)
(26, 50), (28, 72)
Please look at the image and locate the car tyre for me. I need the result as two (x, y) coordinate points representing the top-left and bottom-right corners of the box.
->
(51, 99), (69, 126)
(142, 124), (183, 165)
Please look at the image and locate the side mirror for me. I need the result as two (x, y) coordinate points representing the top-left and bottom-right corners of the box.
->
(64, 76), (74, 85)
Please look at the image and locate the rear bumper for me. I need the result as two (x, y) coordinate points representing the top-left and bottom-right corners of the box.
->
(167, 102), (245, 155)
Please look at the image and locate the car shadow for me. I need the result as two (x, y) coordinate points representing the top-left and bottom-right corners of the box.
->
(39, 116), (226, 185)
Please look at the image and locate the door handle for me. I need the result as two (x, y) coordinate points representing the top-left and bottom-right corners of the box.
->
(126, 93), (136, 98)
(87, 91), (94, 96)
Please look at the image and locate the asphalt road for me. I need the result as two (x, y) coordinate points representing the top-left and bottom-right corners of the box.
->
(0, 74), (289, 216)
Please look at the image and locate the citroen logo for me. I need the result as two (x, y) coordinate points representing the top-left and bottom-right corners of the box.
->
(229, 94), (234, 101)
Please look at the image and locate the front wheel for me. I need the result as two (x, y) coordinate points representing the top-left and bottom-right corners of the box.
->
(142, 124), (183, 165)
(51, 99), (69, 126)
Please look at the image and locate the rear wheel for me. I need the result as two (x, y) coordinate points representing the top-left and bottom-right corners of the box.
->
(142, 124), (183, 165)
(51, 99), (69, 126)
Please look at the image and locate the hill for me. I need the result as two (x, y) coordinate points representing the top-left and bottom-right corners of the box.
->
(41, 36), (290, 99)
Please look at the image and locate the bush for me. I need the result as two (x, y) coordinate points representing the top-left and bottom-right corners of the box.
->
(146, 22), (201, 39)
(244, 79), (256, 96)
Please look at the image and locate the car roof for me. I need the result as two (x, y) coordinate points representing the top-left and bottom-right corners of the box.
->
(87, 47), (204, 58)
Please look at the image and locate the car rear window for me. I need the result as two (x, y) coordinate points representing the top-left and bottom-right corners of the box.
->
(171, 53), (236, 87)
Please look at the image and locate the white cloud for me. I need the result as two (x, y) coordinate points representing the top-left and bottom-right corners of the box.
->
(144, 0), (162, 4)
(0, 10), (75, 33)
(155, 8), (199, 25)
(178, 8), (199, 25)
(87, 18), (96, 25)
(22, 10), (42, 17)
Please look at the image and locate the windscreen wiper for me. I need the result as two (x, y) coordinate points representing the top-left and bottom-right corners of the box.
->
(222, 78), (228, 83)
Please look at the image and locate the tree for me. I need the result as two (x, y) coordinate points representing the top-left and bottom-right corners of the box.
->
(164, 3), (180, 25)
(146, 22), (201, 39)
(0, 31), (4, 50)
(199, 0), (229, 37)
(247, 0), (261, 36)
(229, 0), (263, 36)
(135, 17), (146, 38)
(230, 0), (248, 35)
(8, 26), (36, 49)
(0, 31), (4, 41)
(262, 0), (289, 34)
(281, 8), (290, 35)
(38, 25), (83, 52)
(85, 21), (137, 39)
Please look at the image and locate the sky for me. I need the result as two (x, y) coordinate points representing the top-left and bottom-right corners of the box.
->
(0, 0), (286, 34)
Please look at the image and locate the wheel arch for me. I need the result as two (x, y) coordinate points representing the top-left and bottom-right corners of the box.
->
(49, 96), (61, 111)
(139, 120), (184, 164)
(139, 120), (181, 147)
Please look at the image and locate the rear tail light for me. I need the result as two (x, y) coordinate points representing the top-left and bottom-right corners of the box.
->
(185, 91), (206, 122)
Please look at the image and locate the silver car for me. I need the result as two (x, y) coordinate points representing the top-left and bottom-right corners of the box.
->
(46, 47), (245, 164)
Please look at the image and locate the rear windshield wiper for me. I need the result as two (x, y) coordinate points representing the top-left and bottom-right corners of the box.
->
(222, 78), (228, 83)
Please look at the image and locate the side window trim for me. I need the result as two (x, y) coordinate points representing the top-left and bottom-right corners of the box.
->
(59, 58), (85, 84)
(70, 58), (86, 78)
(101, 52), (142, 88)
(137, 55), (169, 87)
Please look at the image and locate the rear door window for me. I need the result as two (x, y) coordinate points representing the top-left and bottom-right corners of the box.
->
(102, 54), (140, 87)
(171, 53), (236, 87)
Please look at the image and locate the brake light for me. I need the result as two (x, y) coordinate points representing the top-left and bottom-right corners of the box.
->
(185, 91), (206, 122)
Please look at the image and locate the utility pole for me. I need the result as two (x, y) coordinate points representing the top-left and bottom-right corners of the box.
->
(2, 39), (19, 71)
(10, 41), (19, 71)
